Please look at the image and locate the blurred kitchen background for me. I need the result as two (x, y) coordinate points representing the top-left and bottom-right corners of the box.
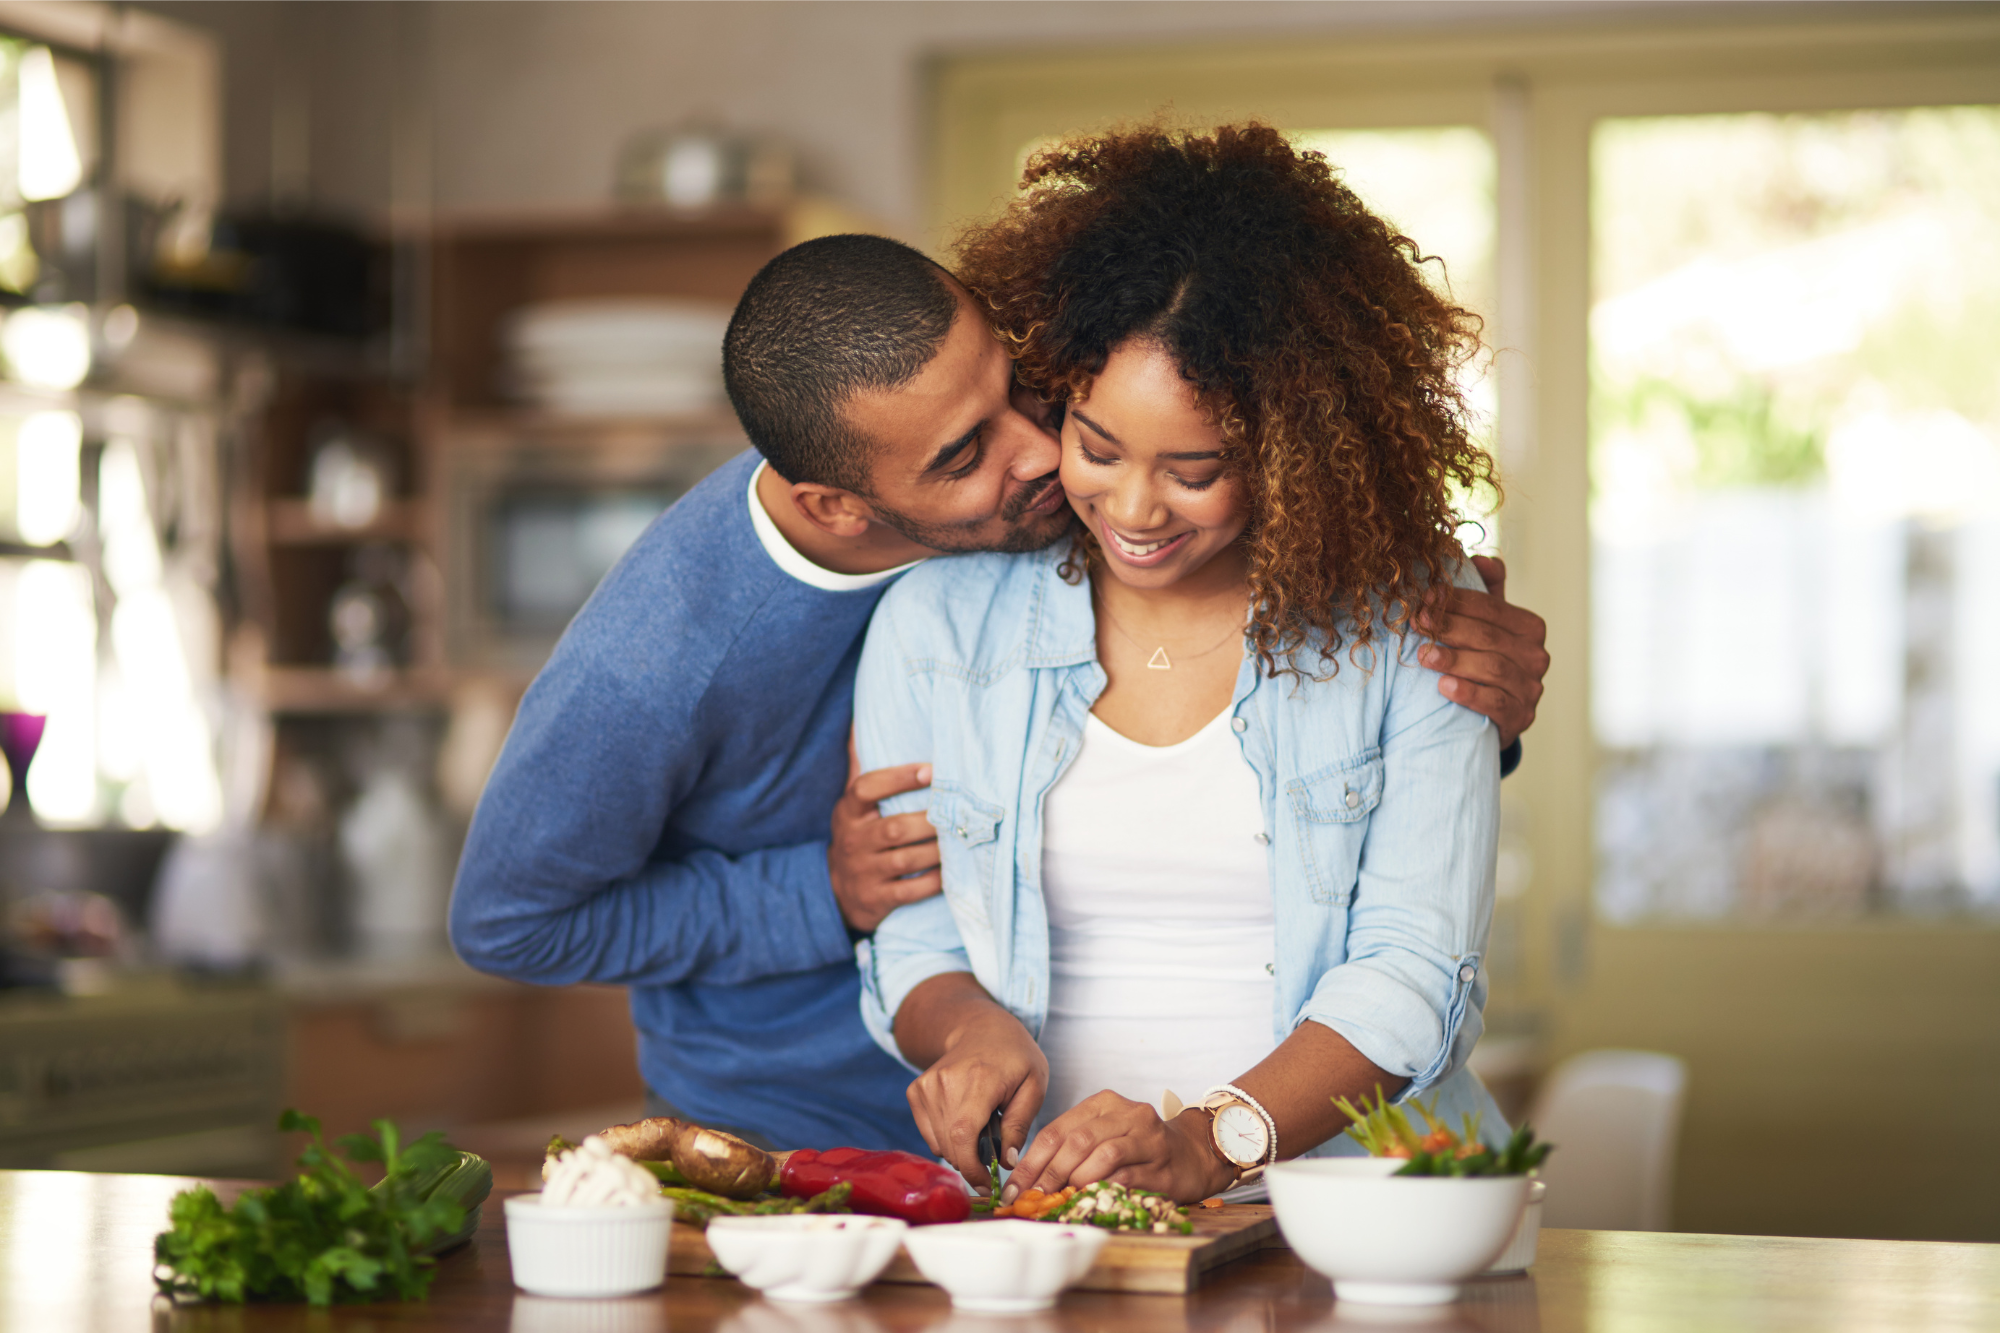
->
(0, 0), (1991, 1241)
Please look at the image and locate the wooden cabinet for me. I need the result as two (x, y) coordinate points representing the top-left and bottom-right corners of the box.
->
(0, 983), (286, 1177)
(282, 973), (645, 1152)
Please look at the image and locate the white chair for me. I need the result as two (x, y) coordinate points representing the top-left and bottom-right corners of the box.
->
(1526, 1049), (1687, 1231)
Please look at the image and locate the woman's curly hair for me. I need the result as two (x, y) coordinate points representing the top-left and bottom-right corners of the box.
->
(953, 123), (1496, 677)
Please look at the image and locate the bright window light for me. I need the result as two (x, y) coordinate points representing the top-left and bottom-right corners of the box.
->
(15, 410), (80, 545)
(0, 215), (36, 294)
(1590, 105), (2000, 921)
(18, 46), (82, 202)
(14, 558), (96, 823)
(4, 306), (92, 389)
(99, 439), (223, 833)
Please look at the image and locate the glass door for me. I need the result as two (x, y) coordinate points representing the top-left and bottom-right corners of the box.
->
(1588, 106), (2000, 922)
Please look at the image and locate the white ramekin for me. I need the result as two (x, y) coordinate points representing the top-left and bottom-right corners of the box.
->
(1482, 1178), (1547, 1275)
(503, 1193), (676, 1298)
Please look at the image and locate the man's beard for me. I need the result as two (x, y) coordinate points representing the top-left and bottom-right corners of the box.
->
(867, 474), (1076, 554)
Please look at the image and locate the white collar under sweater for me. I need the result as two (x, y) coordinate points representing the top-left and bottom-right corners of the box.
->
(746, 460), (923, 593)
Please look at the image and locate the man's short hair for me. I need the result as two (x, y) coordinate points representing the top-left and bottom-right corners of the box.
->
(723, 234), (959, 492)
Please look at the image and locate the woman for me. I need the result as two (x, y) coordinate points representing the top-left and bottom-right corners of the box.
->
(853, 124), (1503, 1205)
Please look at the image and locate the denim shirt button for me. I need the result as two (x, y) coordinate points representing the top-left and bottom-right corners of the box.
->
(1264, 962), (1275, 975)
(1231, 716), (1248, 734)
(955, 826), (967, 838)
(1458, 964), (1476, 983)
(1344, 787), (1360, 809)
(1254, 832), (1270, 846)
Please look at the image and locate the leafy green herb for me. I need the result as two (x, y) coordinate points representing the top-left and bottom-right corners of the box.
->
(1333, 1085), (1553, 1178)
(1395, 1122), (1553, 1178)
(153, 1110), (476, 1306)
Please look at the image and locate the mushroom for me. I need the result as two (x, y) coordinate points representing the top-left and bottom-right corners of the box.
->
(568, 1115), (780, 1200)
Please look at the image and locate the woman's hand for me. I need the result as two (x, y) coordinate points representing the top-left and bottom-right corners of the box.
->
(897, 974), (1049, 1188)
(1004, 1093), (1236, 1205)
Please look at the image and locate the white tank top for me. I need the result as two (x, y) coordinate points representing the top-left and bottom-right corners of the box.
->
(1037, 707), (1276, 1127)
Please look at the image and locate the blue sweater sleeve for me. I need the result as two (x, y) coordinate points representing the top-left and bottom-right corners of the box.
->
(448, 630), (855, 990)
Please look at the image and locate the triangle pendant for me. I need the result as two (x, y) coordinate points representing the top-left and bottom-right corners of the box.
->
(1147, 647), (1172, 670)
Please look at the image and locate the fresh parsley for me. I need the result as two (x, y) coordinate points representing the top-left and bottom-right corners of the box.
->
(153, 1110), (470, 1306)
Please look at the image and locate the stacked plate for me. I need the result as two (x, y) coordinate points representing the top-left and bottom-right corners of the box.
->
(503, 298), (732, 417)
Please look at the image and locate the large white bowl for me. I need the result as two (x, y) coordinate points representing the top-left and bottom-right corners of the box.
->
(705, 1214), (909, 1303)
(900, 1219), (1109, 1313)
(504, 1193), (676, 1298)
(1266, 1159), (1528, 1306)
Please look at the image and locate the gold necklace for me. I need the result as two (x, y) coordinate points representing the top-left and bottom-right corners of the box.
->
(1093, 591), (1247, 671)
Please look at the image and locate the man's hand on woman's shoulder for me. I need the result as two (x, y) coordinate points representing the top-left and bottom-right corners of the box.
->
(829, 745), (942, 934)
(1416, 554), (1549, 750)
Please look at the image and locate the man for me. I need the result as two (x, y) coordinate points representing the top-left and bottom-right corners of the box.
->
(448, 235), (1547, 1151)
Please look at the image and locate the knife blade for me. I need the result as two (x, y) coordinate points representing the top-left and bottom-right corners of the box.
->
(977, 1106), (1007, 1191)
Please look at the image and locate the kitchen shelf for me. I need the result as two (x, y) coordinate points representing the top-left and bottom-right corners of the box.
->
(265, 498), (425, 545)
(430, 206), (790, 413)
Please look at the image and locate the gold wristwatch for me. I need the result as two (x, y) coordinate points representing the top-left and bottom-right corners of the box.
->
(1198, 1086), (1276, 1185)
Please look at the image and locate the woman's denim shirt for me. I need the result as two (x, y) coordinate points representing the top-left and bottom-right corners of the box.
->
(853, 543), (1504, 1142)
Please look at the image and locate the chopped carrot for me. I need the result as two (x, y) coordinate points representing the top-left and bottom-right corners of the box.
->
(992, 1185), (1077, 1221)
(1029, 1187), (1076, 1219)
(1199, 1198), (1227, 1209)
(995, 1188), (1050, 1219)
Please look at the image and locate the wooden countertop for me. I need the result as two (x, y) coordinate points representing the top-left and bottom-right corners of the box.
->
(6, 1171), (1997, 1332)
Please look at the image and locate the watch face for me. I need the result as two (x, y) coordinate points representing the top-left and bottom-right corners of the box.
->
(1213, 1103), (1268, 1168)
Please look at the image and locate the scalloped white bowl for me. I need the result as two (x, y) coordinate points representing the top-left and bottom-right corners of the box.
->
(901, 1219), (1109, 1313)
(1267, 1159), (1528, 1306)
(705, 1214), (909, 1303)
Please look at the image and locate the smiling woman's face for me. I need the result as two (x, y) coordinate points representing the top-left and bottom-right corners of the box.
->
(1060, 339), (1249, 591)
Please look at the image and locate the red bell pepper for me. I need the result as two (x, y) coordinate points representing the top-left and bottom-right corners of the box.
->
(779, 1147), (971, 1225)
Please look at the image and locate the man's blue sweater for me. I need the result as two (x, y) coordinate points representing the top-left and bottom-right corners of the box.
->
(448, 450), (923, 1151)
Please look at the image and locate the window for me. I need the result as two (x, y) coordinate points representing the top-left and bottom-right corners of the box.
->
(1589, 106), (2000, 920)
(0, 35), (100, 296)
(0, 405), (224, 831)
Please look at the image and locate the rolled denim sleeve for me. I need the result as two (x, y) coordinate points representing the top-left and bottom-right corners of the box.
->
(852, 585), (976, 1068)
(1299, 567), (1501, 1101)
(855, 898), (973, 1073)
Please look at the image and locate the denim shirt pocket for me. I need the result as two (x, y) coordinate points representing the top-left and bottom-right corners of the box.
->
(1284, 748), (1385, 906)
(927, 782), (1007, 928)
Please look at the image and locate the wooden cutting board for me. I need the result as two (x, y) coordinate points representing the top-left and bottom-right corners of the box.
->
(667, 1204), (1279, 1295)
